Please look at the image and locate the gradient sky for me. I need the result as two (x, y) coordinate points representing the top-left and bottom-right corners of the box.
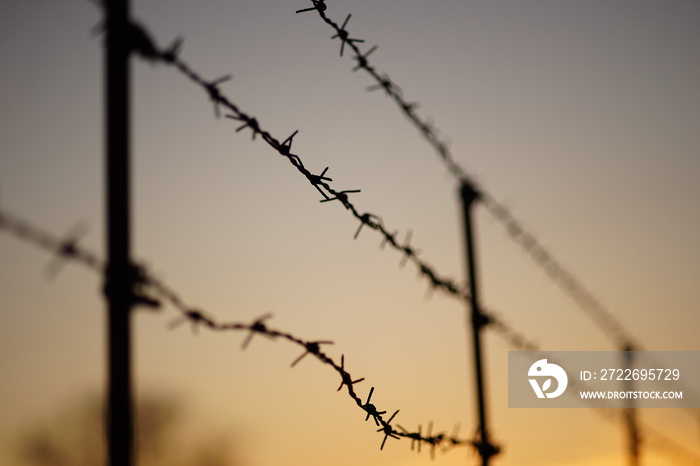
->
(1, 1), (699, 465)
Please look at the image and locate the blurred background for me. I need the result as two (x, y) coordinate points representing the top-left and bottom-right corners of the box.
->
(1, 1), (699, 465)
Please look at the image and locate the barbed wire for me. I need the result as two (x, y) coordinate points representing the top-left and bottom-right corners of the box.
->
(293, 0), (642, 353)
(0, 207), (481, 456)
(154, 286), (485, 456)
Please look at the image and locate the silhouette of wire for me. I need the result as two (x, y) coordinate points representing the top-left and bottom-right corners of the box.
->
(164, 308), (480, 454)
(293, 0), (643, 352)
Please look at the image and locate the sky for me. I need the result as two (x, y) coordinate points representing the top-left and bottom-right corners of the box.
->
(1, 0), (699, 465)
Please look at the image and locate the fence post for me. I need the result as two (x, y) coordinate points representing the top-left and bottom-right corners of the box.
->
(459, 181), (498, 465)
(623, 347), (640, 466)
(105, 0), (134, 465)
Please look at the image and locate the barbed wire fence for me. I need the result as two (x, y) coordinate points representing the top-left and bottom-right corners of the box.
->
(3, 201), (700, 465)
(2, 1), (699, 465)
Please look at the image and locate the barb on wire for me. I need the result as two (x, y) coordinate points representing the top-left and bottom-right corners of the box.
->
(241, 313), (274, 349)
(330, 15), (364, 57)
(45, 221), (89, 279)
(398, 230), (418, 268)
(378, 410), (400, 450)
(124, 263), (162, 310)
(397, 424), (422, 453)
(362, 387), (386, 426)
(291, 340), (334, 367)
(354, 213), (381, 239)
(337, 354), (365, 391)
(162, 36), (183, 63)
(226, 113), (259, 139)
(426, 422), (437, 459)
(168, 308), (216, 334)
(353, 45), (377, 72)
(366, 74), (400, 96)
(295, 0), (326, 14)
(278, 130), (299, 156)
(127, 20), (162, 63)
(318, 189), (361, 208)
(201, 74), (232, 118)
(308, 167), (333, 199)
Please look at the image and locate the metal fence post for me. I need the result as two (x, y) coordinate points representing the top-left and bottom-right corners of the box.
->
(105, 0), (134, 465)
(459, 181), (498, 465)
(623, 347), (640, 466)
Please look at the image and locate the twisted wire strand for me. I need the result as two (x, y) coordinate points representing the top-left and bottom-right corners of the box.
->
(293, 0), (640, 352)
(152, 280), (480, 455)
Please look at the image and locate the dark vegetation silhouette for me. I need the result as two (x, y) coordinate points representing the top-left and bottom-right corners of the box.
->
(16, 392), (238, 466)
